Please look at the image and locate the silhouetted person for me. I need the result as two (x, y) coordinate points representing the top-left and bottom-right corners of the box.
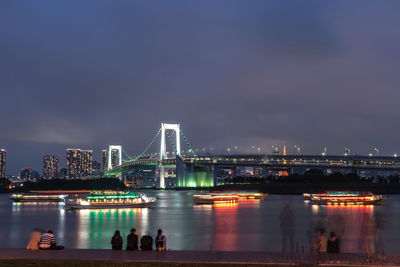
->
(126, 228), (139, 251)
(360, 212), (373, 261)
(140, 234), (153, 251)
(155, 229), (166, 251)
(327, 232), (340, 253)
(111, 230), (123, 250)
(39, 230), (64, 250)
(374, 211), (387, 259)
(279, 203), (294, 253)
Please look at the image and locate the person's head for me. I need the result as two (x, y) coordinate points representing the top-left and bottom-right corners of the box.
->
(114, 230), (120, 236)
(131, 228), (136, 234)
(47, 230), (53, 234)
(319, 228), (325, 235)
(157, 229), (162, 236)
(330, 232), (336, 238)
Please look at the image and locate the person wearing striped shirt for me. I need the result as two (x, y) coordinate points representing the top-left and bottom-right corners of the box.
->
(39, 230), (56, 249)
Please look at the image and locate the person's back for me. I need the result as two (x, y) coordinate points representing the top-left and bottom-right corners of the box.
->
(111, 230), (123, 250)
(327, 232), (340, 253)
(39, 232), (55, 250)
(126, 228), (139, 251)
(140, 235), (153, 251)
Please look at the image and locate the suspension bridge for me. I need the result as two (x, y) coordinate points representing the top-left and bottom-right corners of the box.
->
(104, 123), (400, 188)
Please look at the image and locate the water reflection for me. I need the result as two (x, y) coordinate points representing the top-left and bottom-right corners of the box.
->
(280, 203), (295, 253)
(213, 203), (238, 251)
(0, 193), (396, 253)
(77, 208), (144, 249)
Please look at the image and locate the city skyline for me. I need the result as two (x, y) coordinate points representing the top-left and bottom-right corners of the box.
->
(2, 1), (400, 175)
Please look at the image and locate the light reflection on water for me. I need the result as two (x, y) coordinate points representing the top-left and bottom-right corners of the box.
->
(0, 192), (397, 253)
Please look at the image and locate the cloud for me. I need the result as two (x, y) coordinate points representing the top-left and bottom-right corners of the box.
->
(1, 1), (400, 174)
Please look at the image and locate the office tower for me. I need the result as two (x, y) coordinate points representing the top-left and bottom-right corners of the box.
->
(102, 149), (108, 172)
(66, 148), (81, 179)
(59, 168), (67, 179)
(0, 149), (6, 178)
(81, 150), (93, 176)
(92, 160), (101, 175)
(43, 155), (60, 179)
(20, 167), (32, 180)
(111, 150), (119, 168)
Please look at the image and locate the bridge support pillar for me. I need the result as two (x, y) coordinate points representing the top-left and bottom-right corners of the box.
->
(159, 165), (165, 188)
(212, 165), (218, 187)
(263, 166), (268, 178)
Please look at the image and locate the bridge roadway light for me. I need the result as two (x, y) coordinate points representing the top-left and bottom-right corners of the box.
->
(394, 153), (398, 157)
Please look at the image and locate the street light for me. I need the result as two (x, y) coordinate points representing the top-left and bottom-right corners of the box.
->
(294, 145), (301, 154)
(344, 147), (350, 156)
(322, 147), (327, 156)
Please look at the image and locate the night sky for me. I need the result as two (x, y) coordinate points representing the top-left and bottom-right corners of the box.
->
(1, 1), (400, 175)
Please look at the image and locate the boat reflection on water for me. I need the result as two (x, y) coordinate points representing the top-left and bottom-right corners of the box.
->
(76, 207), (148, 249)
(309, 203), (387, 254)
(213, 201), (238, 251)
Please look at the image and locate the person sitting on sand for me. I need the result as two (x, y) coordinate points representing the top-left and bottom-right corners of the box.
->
(111, 230), (123, 250)
(27, 228), (43, 250)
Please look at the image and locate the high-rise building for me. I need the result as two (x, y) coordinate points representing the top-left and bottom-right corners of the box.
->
(66, 148), (81, 179)
(92, 160), (101, 175)
(102, 149), (108, 172)
(43, 155), (60, 179)
(111, 150), (119, 168)
(59, 168), (67, 179)
(20, 167), (32, 180)
(0, 149), (6, 178)
(81, 150), (93, 176)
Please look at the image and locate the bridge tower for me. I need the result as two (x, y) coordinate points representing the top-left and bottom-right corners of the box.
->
(107, 145), (122, 171)
(159, 123), (181, 188)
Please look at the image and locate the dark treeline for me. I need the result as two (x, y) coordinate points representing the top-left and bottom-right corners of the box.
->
(0, 178), (12, 192)
(218, 168), (400, 194)
(15, 178), (127, 192)
(222, 168), (400, 184)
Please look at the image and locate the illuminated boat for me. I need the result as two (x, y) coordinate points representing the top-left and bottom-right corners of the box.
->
(310, 191), (385, 205)
(193, 191), (265, 204)
(10, 194), (67, 203)
(193, 194), (238, 204)
(302, 193), (313, 200)
(212, 191), (266, 200)
(64, 191), (156, 209)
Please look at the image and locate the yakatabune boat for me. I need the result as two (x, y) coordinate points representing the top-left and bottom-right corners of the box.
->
(193, 194), (238, 204)
(64, 191), (156, 209)
(10, 194), (67, 203)
(212, 192), (267, 200)
(309, 191), (385, 205)
(193, 191), (265, 204)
